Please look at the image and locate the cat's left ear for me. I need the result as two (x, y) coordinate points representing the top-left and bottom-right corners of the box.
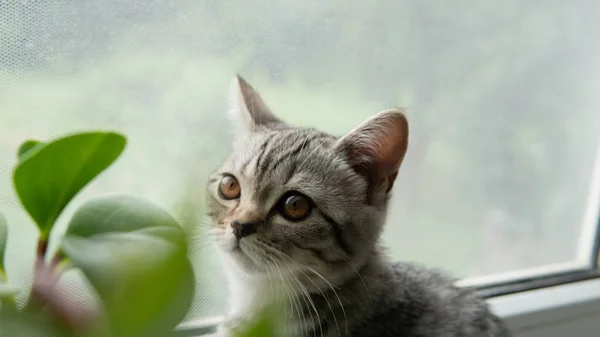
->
(227, 75), (284, 134)
(334, 109), (409, 198)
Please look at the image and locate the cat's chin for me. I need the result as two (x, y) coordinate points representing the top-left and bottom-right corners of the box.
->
(216, 235), (277, 276)
(217, 239), (262, 275)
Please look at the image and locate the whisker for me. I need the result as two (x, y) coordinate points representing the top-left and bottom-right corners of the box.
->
(192, 220), (215, 228)
(264, 260), (279, 315)
(189, 233), (218, 241)
(291, 272), (321, 337)
(254, 241), (299, 329)
(344, 258), (372, 306)
(275, 263), (308, 336)
(270, 250), (321, 337)
(275, 251), (341, 337)
(305, 266), (347, 337)
(287, 277), (308, 336)
(266, 256), (295, 326)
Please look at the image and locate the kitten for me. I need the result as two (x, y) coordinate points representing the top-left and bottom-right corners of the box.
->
(205, 75), (512, 337)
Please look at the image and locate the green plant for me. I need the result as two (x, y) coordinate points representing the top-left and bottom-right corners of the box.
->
(0, 131), (278, 337)
(1, 131), (195, 337)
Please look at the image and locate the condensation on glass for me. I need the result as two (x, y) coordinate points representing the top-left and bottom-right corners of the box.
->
(1, 0), (600, 321)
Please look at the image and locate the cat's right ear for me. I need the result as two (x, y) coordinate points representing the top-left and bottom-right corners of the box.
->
(227, 75), (284, 134)
(334, 109), (409, 200)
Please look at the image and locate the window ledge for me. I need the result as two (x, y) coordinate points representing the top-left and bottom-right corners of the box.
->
(488, 277), (600, 335)
(177, 277), (600, 336)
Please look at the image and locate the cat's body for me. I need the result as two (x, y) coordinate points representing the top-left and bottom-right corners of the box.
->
(299, 256), (509, 337)
(205, 75), (511, 337)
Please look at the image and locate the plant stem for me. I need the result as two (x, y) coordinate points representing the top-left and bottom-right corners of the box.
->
(21, 238), (49, 311)
(50, 250), (66, 270)
(37, 238), (49, 259)
(22, 238), (95, 334)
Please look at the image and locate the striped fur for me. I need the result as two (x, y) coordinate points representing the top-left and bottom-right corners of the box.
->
(205, 76), (511, 337)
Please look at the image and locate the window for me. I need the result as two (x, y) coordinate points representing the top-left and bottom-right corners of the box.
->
(1, 0), (599, 326)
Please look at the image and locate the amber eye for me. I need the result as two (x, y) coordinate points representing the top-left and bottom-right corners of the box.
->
(218, 175), (241, 200)
(279, 192), (313, 221)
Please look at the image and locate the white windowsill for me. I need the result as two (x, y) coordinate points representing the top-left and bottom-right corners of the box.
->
(488, 277), (600, 335)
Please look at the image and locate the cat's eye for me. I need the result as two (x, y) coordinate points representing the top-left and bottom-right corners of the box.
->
(219, 174), (241, 200)
(279, 192), (313, 221)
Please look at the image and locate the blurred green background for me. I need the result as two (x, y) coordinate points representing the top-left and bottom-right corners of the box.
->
(1, 0), (600, 321)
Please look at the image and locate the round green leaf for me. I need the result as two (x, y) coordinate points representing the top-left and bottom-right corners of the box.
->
(0, 212), (7, 278)
(1, 308), (73, 337)
(61, 196), (194, 337)
(13, 131), (126, 238)
(17, 139), (44, 160)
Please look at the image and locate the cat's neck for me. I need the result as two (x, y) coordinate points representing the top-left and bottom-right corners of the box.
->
(220, 254), (274, 319)
(221, 248), (388, 336)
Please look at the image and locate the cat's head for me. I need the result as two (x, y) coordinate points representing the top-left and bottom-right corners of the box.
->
(206, 76), (408, 285)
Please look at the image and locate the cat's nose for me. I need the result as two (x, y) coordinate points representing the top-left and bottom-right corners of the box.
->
(231, 220), (258, 239)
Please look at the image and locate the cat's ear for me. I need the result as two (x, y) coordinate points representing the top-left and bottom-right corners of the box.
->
(227, 75), (284, 134)
(334, 109), (409, 197)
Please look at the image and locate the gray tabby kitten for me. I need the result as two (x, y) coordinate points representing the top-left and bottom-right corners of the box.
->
(206, 75), (512, 337)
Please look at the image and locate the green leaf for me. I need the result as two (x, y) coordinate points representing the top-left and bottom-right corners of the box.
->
(61, 195), (195, 337)
(0, 307), (73, 337)
(0, 212), (7, 279)
(17, 139), (44, 160)
(0, 283), (19, 298)
(0, 215), (17, 304)
(234, 306), (281, 337)
(13, 131), (126, 238)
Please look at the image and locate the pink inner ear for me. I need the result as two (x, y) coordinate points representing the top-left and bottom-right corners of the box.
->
(376, 116), (409, 176)
(357, 112), (409, 176)
(337, 110), (409, 197)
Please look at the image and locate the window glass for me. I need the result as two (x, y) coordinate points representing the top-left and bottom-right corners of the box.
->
(1, 0), (599, 321)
